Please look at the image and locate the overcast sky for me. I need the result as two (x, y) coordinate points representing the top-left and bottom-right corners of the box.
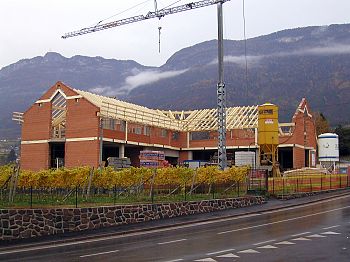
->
(1, 0), (350, 69)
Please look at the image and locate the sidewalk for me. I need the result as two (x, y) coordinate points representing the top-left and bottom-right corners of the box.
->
(1, 188), (349, 248)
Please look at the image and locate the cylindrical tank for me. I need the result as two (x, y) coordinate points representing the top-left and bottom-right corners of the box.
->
(258, 103), (279, 145)
(318, 133), (339, 162)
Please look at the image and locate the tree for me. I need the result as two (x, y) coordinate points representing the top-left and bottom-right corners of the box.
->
(6, 149), (16, 163)
(314, 112), (330, 136)
(334, 125), (350, 157)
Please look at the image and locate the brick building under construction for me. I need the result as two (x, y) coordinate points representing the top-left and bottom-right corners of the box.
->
(16, 82), (317, 171)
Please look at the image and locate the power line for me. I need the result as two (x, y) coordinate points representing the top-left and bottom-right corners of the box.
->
(242, 0), (249, 100)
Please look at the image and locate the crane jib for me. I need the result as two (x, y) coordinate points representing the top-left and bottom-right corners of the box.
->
(61, 0), (231, 39)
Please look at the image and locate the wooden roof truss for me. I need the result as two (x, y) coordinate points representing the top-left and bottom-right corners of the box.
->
(74, 89), (260, 132)
(51, 92), (67, 139)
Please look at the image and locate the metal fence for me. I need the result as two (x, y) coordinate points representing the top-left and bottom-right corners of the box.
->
(0, 181), (249, 209)
(268, 174), (350, 196)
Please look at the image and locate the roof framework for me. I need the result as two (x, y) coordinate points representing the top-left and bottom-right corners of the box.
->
(74, 89), (258, 132)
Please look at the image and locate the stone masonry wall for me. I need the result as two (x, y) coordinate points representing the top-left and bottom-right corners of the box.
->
(0, 196), (265, 241)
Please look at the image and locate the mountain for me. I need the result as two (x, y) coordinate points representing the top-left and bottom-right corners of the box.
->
(1, 23), (350, 139)
(0, 53), (152, 138)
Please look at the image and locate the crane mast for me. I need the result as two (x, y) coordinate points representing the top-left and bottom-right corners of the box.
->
(62, 0), (231, 169)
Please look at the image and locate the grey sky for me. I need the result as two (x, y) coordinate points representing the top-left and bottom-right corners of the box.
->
(1, 0), (349, 69)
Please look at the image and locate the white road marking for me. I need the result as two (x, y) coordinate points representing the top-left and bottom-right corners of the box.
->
(257, 245), (278, 249)
(217, 253), (239, 258)
(238, 249), (260, 254)
(307, 234), (326, 238)
(253, 239), (276, 246)
(206, 249), (235, 256)
(261, 194), (350, 216)
(323, 225), (340, 230)
(194, 258), (217, 262)
(292, 237), (311, 241)
(275, 241), (295, 245)
(291, 232), (311, 237)
(79, 249), (119, 258)
(321, 231), (341, 235)
(163, 259), (184, 262)
(158, 239), (187, 245)
(218, 206), (350, 235)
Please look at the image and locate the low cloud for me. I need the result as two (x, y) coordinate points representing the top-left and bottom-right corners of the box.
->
(209, 44), (350, 67)
(89, 86), (117, 97)
(118, 68), (188, 94)
(297, 44), (350, 56)
(209, 55), (264, 67)
(88, 68), (189, 97)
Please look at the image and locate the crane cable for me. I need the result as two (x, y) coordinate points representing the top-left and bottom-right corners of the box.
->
(242, 0), (249, 101)
(92, 0), (152, 27)
(156, 0), (184, 53)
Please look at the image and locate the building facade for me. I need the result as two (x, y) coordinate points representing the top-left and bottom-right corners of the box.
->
(18, 82), (317, 171)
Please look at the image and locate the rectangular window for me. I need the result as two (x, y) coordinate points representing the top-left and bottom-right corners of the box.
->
(160, 129), (168, 137)
(133, 127), (142, 135)
(190, 131), (210, 140)
(144, 126), (151, 136)
(102, 118), (116, 130)
(172, 131), (179, 140)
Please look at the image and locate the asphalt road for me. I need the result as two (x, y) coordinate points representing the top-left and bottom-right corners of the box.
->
(1, 194), (350, 262)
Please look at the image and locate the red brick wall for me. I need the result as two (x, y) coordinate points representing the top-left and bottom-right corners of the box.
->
(103, 129), (125, 141)
(38, 81), (78, 100)
(65, 140), (99, 168)
(293, 147), (305, 169)
(22, 102), (51, 141)
(21, 143), (49, 171)
(65, 98), (99, 139)
(179, 151), (191, 163)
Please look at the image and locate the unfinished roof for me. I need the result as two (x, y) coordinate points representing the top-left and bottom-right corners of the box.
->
(74, 88), (258, 132)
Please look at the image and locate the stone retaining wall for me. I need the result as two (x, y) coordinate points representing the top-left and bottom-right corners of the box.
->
(0, 196), (265, 241)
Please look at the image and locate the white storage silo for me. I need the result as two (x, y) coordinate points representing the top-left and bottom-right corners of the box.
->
(318, 133), (339, 168)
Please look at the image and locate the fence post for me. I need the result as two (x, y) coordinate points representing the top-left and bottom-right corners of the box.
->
(113, 185), (116, 205)
(296, 178), (299, 193)
(309, 178), (312, 193)
(321, 176), (323, 191)
(330, 176), (332, 190)
(282, 177), (285, 196)
(272, 178), (275, 195)
(212, 184), (215, 199)
(30, 186), (33, 209)
(75, 186), (78, 208)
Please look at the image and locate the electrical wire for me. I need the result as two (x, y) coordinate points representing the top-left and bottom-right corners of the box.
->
(242, 0), (249, 100)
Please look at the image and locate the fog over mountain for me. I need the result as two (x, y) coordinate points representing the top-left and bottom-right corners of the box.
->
(1, 23), (350, 139)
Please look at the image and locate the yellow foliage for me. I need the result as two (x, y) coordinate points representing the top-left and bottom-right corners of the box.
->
(13, 165), (250, 189)
(0, 165), (15, 187)
(197, 166), (221, 185)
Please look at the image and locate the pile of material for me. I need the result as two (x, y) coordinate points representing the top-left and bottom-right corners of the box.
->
(283, 167), (328, 177)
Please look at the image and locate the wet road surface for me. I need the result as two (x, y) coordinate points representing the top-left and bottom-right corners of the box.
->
(1, 194), (350, 261)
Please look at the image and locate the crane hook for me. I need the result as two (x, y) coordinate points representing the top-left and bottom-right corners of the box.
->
(158, 26), (162, 53)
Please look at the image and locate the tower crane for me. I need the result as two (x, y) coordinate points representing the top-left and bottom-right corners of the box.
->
(62, 0), (232, 170)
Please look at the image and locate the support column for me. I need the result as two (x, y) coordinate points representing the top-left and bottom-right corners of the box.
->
(216, 1), (227, 170)
(119, 144), (125, 158)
